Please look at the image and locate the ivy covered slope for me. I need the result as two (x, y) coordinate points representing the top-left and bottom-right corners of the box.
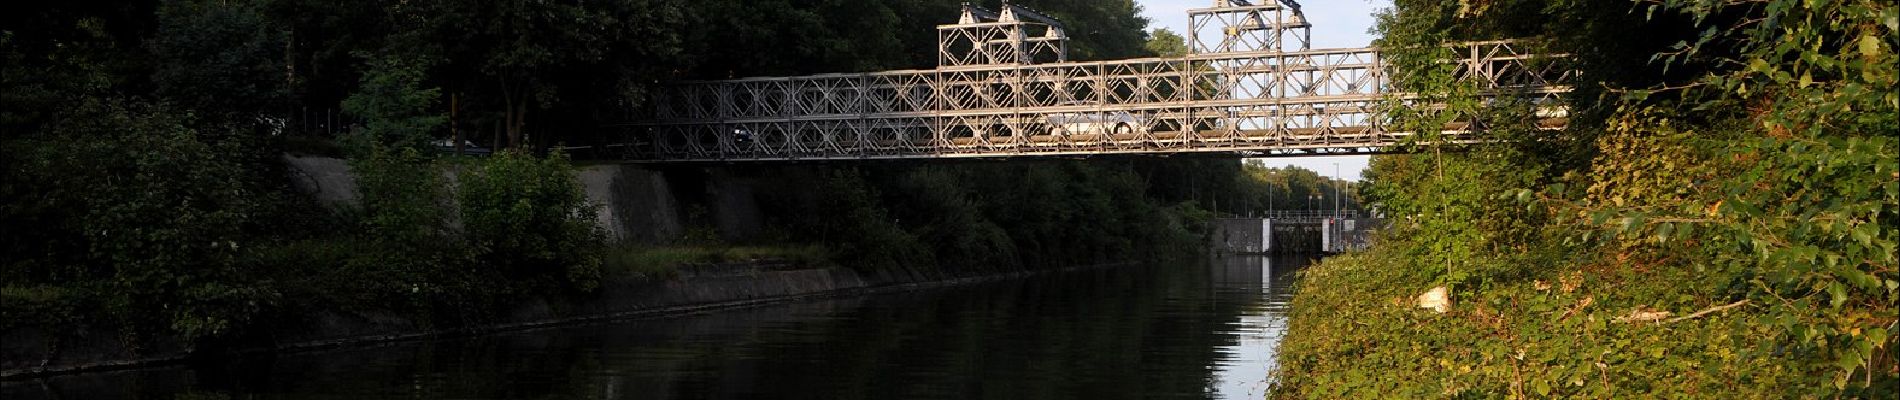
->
(1272, 0), (1895, 398)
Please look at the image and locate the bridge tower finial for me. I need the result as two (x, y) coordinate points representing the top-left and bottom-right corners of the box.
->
(938, 1), (1068, 67)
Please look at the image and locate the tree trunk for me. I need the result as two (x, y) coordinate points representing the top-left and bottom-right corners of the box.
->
(498, 76), (534, 151)
(509, 100), (527, 150)
(451, 93), (463, 155)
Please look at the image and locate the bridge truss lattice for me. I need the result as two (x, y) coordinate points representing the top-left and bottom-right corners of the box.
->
(619, 0), (1573, 162)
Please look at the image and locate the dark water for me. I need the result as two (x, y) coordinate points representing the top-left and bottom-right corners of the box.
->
(3, 255), (1313, 400)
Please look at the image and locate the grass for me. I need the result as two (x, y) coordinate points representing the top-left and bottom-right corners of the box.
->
(600, 245), (834, 279)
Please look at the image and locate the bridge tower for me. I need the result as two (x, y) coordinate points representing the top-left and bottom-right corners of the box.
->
(1186, 0), (1323, 140)
(937, 2), (1069, 67)
(1188, 0), (1311, 54)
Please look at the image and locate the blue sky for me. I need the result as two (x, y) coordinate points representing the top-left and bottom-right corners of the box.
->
(1136, 0), (1392, 181)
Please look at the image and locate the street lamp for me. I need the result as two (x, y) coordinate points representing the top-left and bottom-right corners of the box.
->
(1333, 163), (1342, 218)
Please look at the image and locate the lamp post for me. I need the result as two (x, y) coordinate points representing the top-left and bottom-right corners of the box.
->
(1333, 163), (1342, 218)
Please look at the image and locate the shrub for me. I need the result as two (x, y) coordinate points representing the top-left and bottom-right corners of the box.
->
(456, 150), (605, 293)
(0, 98), (275, 341)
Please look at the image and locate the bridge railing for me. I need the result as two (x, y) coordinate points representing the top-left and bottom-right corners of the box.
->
(1250, 210), (1363, 220)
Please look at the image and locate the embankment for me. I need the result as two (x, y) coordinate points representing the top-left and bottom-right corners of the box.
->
(7, 157), (818, 377)
(4, 255), (1109, 378)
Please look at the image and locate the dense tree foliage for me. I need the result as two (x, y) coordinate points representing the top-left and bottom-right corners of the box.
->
(678, 0), (1151, 78)
(340, 52), (443, 152)
(754, 161), (1211, 276)
(1144, 28), (1191, 58)
(1274, 0), (1897, 397)
(0, 0), (631, 342)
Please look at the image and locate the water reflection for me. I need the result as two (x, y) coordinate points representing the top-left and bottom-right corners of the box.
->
(1210, 255), (1306, 399)
(2, 255), (1315, 400)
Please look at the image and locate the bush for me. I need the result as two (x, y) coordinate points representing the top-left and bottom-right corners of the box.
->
(343, 147), (467, 313)
(0, 98), (276, 341)
(600, 245), (833, 280)
(457, 150), (605, 293)
(1271, 0), (1897, 397)
(0, 285), (80, 331)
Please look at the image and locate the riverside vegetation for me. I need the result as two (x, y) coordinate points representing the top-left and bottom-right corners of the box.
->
(1271, 0), (1897, 398)
(0, 0), (1360, 364)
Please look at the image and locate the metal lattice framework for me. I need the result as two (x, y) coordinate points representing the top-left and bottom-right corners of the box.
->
(940, 2), (1067, 66)
(618, 0), (1573, 162)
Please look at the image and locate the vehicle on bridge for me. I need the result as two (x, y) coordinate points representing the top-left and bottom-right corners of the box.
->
(433, 139), (493, 156)
(1043, 101), (1148, 141)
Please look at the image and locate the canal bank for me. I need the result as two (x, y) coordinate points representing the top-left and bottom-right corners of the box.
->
(1, 258), (1144, 379)
(3, 155), (1234, 379)
(4, 255), (1316, 400)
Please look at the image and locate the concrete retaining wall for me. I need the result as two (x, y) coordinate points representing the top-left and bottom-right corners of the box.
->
(283, 155), (357, 206)
(1212, 218), (1270, 253)
(580, 165), (686, 243)
(280, 157), (759, 245)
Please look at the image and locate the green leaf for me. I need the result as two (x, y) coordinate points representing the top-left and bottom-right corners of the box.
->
(1840, 268), (1877, 290)
(1850, 224), (1874, 247)
(1827, 282), (1847, 309)
(1748, 58), (1770, 73)
(1861, 34), (1881, 58)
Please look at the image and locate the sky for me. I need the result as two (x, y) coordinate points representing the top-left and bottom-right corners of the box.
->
(1136, 0), (1392, 181)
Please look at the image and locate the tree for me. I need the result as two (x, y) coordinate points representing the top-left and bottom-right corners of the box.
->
(1143, 28), (1189, 57)
(1014, 0), (1150, 60)
(149, 0), (290, 129)
(2, 97), (275, 340)
(399, 0), (686, 150)
(340, 51), (443, 152)
(457, 151), (604, 293)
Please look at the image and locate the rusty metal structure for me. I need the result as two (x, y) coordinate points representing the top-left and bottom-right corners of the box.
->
(619, 0), (1572, 162)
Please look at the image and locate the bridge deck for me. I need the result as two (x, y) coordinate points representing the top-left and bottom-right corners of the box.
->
(619, 119), (1566, 162)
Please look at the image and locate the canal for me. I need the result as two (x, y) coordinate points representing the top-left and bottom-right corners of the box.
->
(3, 255), (1313, 400)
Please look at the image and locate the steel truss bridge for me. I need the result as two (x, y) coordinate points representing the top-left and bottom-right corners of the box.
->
(618, 0), (1573, 162)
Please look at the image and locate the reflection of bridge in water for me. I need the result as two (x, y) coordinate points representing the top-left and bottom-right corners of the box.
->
(617, 0), (1572, 162)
